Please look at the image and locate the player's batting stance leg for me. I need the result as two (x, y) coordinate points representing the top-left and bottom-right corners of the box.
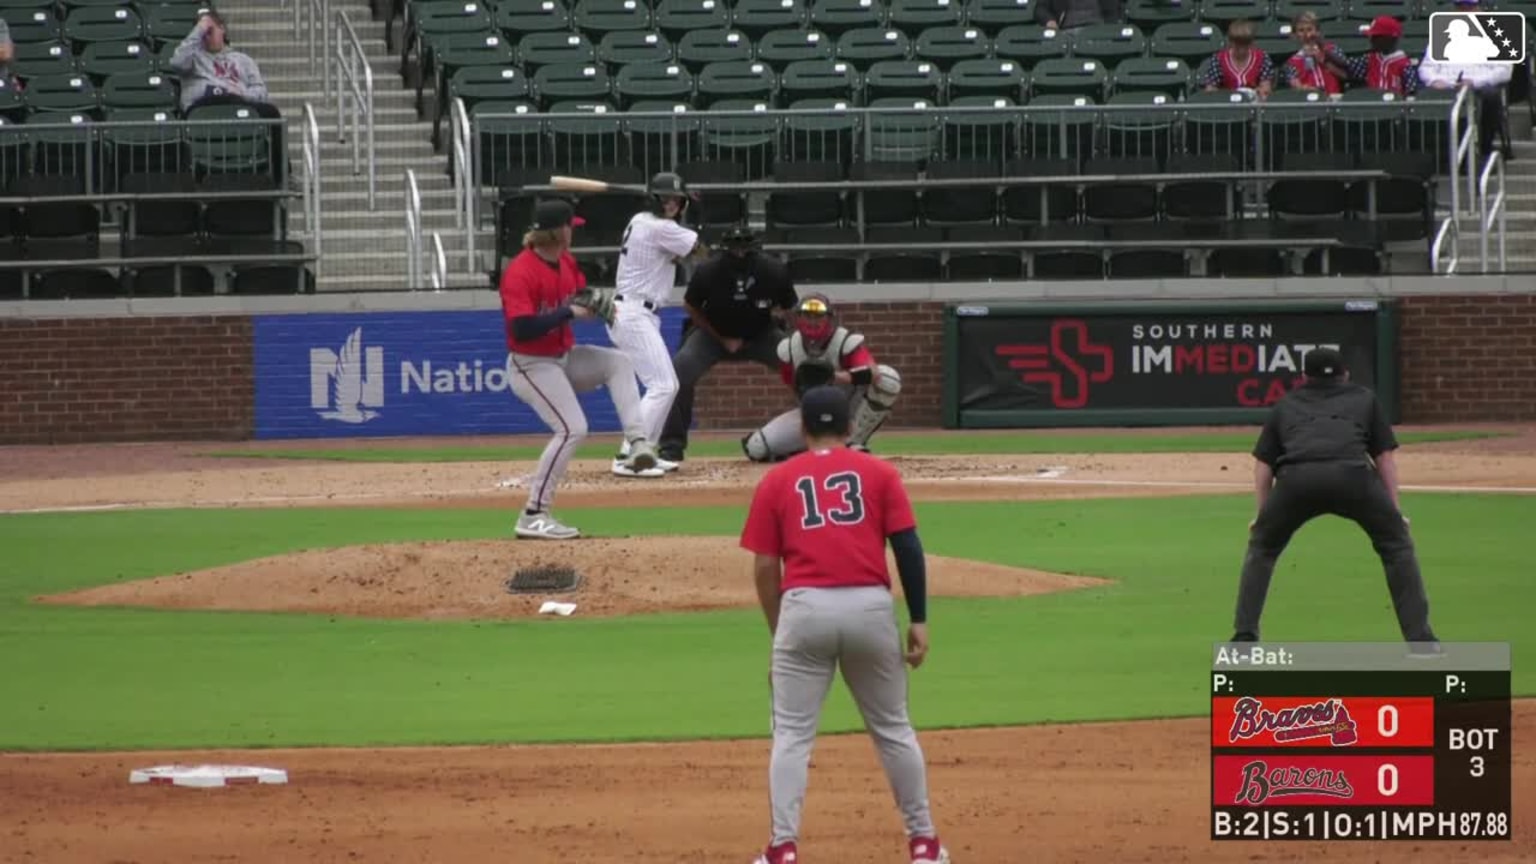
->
(606, 305), (677, 473)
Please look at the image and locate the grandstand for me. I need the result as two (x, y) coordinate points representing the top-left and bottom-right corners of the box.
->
(0, 0), (1530, 297)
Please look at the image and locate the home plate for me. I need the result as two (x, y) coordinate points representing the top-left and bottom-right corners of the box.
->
(129, 765), (288, 788)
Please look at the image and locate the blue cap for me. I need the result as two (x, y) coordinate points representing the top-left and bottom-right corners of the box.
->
(800, 385), (850, 437)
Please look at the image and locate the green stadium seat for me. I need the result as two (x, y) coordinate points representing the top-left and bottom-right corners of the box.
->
(1069, 23), (1147, 64)
(1182, 89), (1253, 166)
(1253, 19), (1298, 63)
(1333, 87), (1408, 154)
(780, 58), (861, 102)
(1150, 21), (1223, 66)
(1113, 56), (1189, 98)
(546, 99), (623, 166)
(942, 94), (1019, 162)
(1258, 88), (1330, 169)
(767, 159), (846, 227)
(1028, 57), (1108, 100)
(426, 32), (515, 122)
(924, 157), (1000, 223)
(913, 25), (990, 71)
(516, 31), (598, 74)
(1345, 0), (1415, 20)
(1124, 0), (1193, 31)
(13, 41), (77, 80)
(624, 100), (701, 174)
(24, 72), (99, 115)
(615, 61), (694, 109)
(6, 11), (63, 45)
(698, 102), (778, 179)
(80, 40), (154, 81)
(947, 57), (1026, 100)
(598, 31), (674, 68)
(472, 100), (542, 178)
(810, 0), (885, 39)
(1329, 28), (1368, 56)
(835, 27), (911, 71)
(103, 107), (185, 182)
(963, 0), (1035, 37)
(653, 0), (728, 43)
(1399, 17), (1428, 39)
(865, 59), (944, 101)
(151, 40), (177, 72)
(945, 224), (1024, 280)
(101, 70), (177, 109)
(64, 5), (143, 46)
(1002, 157), (1078, 222)
(1101, 91), (1176, 161)
(493, 0), (571, 38)
(783, 97), (858, 162)
(888, 0), (962, 38)
(437, 64), (529, 147)
(184, 100), (269, 175)
(850, 159), (920, 223)
(676, 28), (753, 74)
(1275, 0), (1345, 21)
(757, 29), (835, 70)
(0, 112), (25, 185)
(572, 0), (652, 40)
(1020, 93), (1096, 163)
(697, 59), (778, 107)
(993, 24), (1069, 67)
(533, 62), (615, 112)
(865, 97), (941, 162)
(731, 0), (809, 41)
(865, 226), (942, 281)
(412, 0), (493, 39)
(1198, 0), (1266, 26)
(143, 4), (201, 48)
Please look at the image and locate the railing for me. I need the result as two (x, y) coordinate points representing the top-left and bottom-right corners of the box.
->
(431, 232), (447, 291)
(0, 115), (288, 187)
(1446, 87), (1479, 232)
(405, 168), (424, 290)
(1432, 216), (1459, 274)
(297, 0), (332, 98)
(302, 103), (323, 278)
(450, 96), (475, 272)
(1479, 150), (1507, 274)
(334, 9), (377, 210)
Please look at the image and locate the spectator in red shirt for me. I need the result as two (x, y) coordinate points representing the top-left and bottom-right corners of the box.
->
(740, 385), (948, 864)
(1342, 16), (1418, 96)
(1199, 19), (1276, 99)
(1283, 11), (1349, 94)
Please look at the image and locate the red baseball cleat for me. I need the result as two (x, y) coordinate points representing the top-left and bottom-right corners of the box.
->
(909, 836), (951, 863)
(752, 840), (798, 863)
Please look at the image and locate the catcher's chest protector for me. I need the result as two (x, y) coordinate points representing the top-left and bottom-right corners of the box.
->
(784, 327), (862, 368)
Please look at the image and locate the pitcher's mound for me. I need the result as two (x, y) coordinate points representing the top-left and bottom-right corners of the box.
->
(39, 537), (1109, 621)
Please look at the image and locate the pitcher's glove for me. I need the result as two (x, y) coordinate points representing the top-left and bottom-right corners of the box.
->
(793, 359), (837, 394)
(572, 287), (616, 326)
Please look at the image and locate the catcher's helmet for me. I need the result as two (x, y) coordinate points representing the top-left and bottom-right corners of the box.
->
(719, 224), (759, 251)
(794, 293), (837, 352)
(648, 171), (690, 216)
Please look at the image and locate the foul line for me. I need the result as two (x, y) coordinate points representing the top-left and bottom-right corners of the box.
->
(963, 476), (1536, 494)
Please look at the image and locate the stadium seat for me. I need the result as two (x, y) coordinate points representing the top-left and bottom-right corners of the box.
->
(1113, 57), (1190, 98)
(80, 40), (154, 81)
(1020, 93), (1095, 164)
(783, 227), (859, 282)
(63, 6), (143, 48)
(678, 159), (748, 222)
(31, 268), (121, 299)
(922, 158), (998, 224)
(124, 265), (217, 297)
(653, 0), (728, 42)
(202, 172), (280, 238)
(533, 62), (615, 112)
(675, 28), (753, 74)
(1125, 0), (1192, 31)
(1029, 225), (1103, 277)
(865, 59), (944, 102)
(231, 265), (314, 295)
(757, 30), (836, 71)
(835, 27), (912, 71)
(1275, 0), (1345, 21)
(914, 25), (990, 71)
(1082, 156), (1160, 221)
(1164, 153), (1239, 220)
(1208, 246), (1287, 278)
(121, 171), (200, 241)
(781, 59), (861, 102)
(1351, 151), (1433, 241)
(1260, 89), (1330, 170)
(783, 97), (859, 163)
(944, 224), (1023, 279)
(1183, 89), (1254, 167)
(1253, 20), (1298, 63)
(143, 4), (201, 47)
(865, 97), (941, 161)
(963, 0), (1036, 37)
(1108, 248), (1188, 278)
(1198, 0), (1266, 26)
(426, 33), (516, 118)
(1027, 57), (1108, 101)
(0, 115), (27, 183)
(569, 163), (645, 244)
(185, 101), (272, 176)
(731, 0), (809, 41)
(697, 102), (777, 178)
(23, 72), (99, 115)
(888, 0), (962, 38)
(696, 60), (778, 107)
(11, 176), (100, 264)
(1347, 0), (1415, 19)
(947, 57), (1027, 100)
(850, 159), (920, 224)
(1334, 88), (1409, 155)
(101, 70), (177, 109)
(546, 100), (623, 166)
(1069, 23), (1146, 64)
(515, 32), (597, 75)
(614, 62), (694, 109)
(1268, 151), (1352, 219)
(495, 166), (551, 251)
(993, 24), (1069, 67)
(1102, 90), (1176, 161)
(864, 226), (943, 281)
(437, 65), (529, 148)
(573, 0), (653, 40)
(810, 0), (885, 38)
(624, 100), (701, 173)
(1002, 157), (1078, 223)
(14, 41), (76, 80)
(942, 94), (1018, 161)
(473, 101), (541, 179)
(6, 11), (62, 45)
(767, 159), (845, 227)
(494, 0), (571, 39)
(1150, 22), (1223, 67)
(104, 108), (185, 185)
(598, 31), (675, 68)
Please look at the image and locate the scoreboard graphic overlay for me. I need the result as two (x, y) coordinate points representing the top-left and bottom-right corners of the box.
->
(1211, 643), (1511, 841)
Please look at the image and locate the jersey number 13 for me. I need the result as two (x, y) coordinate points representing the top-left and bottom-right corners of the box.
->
(796, 472), (866, 529)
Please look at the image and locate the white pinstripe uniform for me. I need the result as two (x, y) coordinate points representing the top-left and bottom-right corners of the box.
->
(608, 210), (698, 447)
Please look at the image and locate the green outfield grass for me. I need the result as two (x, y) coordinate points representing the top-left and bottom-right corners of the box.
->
(0, 492), (1529, 751)
(205, 429), (1498, 463)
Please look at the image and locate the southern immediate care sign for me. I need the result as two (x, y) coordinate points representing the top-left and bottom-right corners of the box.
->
(941, 301), (1400, 428)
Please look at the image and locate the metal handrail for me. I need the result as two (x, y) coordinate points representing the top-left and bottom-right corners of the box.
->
(431, 232), (447, 291)
(1479, 150), (1507, 273)
(303, 102), (323, 277)
(1448, 86), (1477, 229)
(1432, 216), (1459, 274)
(405, 168), (423, 290)
(450, 96), (469, 232)
(299, 0), (331, 97)
(335, 10), (376, 210)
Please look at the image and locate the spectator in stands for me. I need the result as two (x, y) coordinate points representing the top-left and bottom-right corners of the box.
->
(1199, 20), (1276, 99)
(1338, 16), (1417, 97)
(1034, 0), (1122, 31)
(1418, 0), (1512, 164)
(1282, 11), (1347, 94)
(171, 13), (287, 180)
(0, 17), (13, 88)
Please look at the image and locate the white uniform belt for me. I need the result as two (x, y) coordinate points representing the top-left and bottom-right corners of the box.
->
(615, 294), (657, 311)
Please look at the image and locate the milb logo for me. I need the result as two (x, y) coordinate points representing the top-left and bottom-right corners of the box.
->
(995, 319), (1114, 409)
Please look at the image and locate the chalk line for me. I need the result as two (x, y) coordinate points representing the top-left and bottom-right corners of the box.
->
(962, 476), (1536, 494)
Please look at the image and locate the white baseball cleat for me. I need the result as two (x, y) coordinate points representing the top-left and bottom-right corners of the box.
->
(515, 512), (580, 540)
(655, 456), (680, 473)
(611, 460), (666, 478)
(613, 439), (664, 477)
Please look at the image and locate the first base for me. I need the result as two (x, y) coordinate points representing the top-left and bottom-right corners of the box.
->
(129, 765), (288, 788)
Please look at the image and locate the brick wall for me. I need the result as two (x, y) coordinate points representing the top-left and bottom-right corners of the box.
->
(0, 316), (253, 445)
(1398, 294), (1536, 423)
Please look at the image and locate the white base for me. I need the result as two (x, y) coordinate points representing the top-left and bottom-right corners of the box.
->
(130, 764), (289, 788)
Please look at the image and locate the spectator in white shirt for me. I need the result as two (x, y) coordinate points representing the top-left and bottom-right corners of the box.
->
(1419, 0), (1513, 164)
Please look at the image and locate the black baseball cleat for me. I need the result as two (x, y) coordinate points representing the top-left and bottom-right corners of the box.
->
(1229, 632), (1258, 642)
(657, 447), (684, 463)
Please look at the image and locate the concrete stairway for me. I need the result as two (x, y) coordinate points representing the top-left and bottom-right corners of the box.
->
(1450, 137), (1536, 274)
(219, 0), (470, 291)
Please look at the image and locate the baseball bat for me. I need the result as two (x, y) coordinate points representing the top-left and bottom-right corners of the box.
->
(549, 175), (646, 195)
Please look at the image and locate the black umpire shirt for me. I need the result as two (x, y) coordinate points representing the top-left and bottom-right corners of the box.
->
(683, 250), (797, 339)
(1253, 380), (1398, 470)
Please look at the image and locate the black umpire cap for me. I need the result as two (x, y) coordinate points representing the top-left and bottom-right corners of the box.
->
(801, 386), (850, 438)
(1304, 347), (1345, 378)
(719, 224), (760, 250)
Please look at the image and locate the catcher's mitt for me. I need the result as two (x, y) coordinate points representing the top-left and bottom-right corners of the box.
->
(572, 287), (616, 325)
(793, 359), (837, 394)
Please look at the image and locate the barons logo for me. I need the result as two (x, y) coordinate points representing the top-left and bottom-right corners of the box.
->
(1229, 697), (1359, 746)
(1235, 760), (1356, 805)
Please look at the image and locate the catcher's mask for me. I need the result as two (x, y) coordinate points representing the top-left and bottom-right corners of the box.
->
(648, 171), (690, 218)
(719, 224), (759, 256)
(795, 294), (837, 352)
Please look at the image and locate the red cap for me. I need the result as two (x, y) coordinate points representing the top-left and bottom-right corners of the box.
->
(1363, 16), (1402, 38)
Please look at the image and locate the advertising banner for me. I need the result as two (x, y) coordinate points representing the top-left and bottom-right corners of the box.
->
(943, 301), (1398, 428)
(253, 309), (688, 439)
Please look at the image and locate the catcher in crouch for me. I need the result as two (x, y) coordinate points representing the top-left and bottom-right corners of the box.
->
(741, 294), (902, 463)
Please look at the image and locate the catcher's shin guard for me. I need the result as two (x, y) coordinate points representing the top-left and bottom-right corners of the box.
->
(848, 364), (900, 448)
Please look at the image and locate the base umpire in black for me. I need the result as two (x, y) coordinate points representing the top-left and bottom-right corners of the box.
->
(657, 226), (798, 462)
(1231, 347), (1439, 648)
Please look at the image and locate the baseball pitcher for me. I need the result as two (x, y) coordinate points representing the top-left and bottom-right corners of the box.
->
(606, 171), (708, 477)
(740, 385), (950, 864)
(741, 294), (901, 463)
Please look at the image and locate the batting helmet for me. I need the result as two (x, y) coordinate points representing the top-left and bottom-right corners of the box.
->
(648, 172), (690, 217)
(794, 294), (837, 353)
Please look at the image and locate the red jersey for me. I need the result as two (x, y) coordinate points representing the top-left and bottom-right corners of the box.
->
(1285, 44), (1342, 94)
(1365, 51), (1413, 95)
(498, 248), (585, 356)
(740, 447), (917, 592)
(1214, 47), (1270, 89)
(778, 343), (876, 389)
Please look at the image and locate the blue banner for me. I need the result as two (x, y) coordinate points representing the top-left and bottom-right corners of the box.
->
(253, 309), (688, 439)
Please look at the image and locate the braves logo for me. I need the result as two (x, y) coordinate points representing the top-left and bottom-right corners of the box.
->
(1229, 697), (1359, 746)
(995, 319), (1113, 409)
